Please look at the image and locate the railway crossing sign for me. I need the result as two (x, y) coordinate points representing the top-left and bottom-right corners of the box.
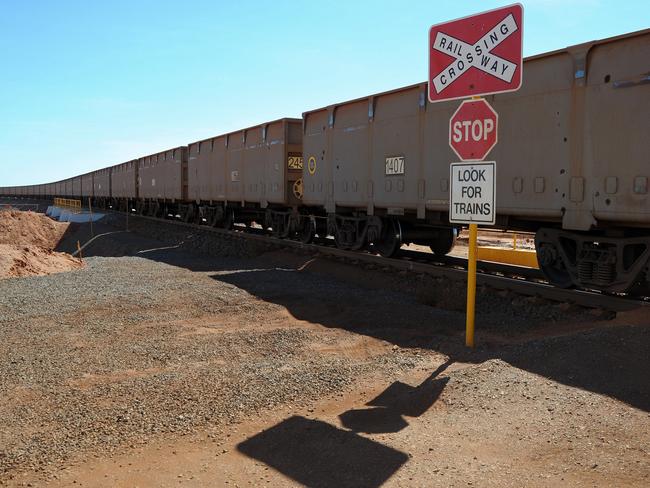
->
(449, 162), (496, 225)
(449, 98), (498, 161)
(428, 3), (524, 103)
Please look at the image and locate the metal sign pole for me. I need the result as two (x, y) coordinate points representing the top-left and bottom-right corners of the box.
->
(466, 94), (482, 349)
(466, 223), (478, 348)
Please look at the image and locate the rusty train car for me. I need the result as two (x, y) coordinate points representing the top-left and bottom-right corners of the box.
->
(1, 29), (649, 293)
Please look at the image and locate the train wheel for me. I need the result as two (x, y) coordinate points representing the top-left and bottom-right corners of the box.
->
(429, 228), (457, 256)
(299, 217), (315, 244)
(374, 219), (402, 258)
(208, 210), (219, 227)
(332, 225), (351, 250)
(539, 261), (574, 288)
(182, 206), (193, 223)
(222, 208), (234, 230)
(536, 242), (574, 288)
(350, 234), (367, 251)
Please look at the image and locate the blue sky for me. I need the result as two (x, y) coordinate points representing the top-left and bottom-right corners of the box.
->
(1, 0), (647, 186)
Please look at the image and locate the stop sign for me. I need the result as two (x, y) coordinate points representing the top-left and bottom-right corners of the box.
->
(449, 98), (498, 161)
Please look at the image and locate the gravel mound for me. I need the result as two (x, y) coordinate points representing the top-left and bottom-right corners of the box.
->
(0, 210), (82, 279)
(0, 209), (68, 248)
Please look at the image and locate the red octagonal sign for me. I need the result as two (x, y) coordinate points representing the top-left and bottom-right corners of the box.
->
(449, 98), (498, 161)
(429, 3), (523, 103)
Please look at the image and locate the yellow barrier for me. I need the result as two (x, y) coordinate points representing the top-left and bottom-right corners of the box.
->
(477, 246), (539, 268)
(54, 198), (82, 209)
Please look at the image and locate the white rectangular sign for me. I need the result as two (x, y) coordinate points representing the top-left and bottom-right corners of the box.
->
(449, 161), (496, 225)
(385, 156), (405, 175)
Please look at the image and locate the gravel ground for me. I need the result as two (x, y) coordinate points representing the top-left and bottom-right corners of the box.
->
(0, 252), (427, 483)
(379, 357), (650, 487)
(1, 213), (648, 486)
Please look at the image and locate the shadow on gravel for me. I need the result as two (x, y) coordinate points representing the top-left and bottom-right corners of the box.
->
(53, 219), (253, 273)
(238, 361), (450, 485)
(339, 360), (451, 434)
(237, 416), (408, 488)
(496, 326), (650, 411)
(213, 267), (650, 413)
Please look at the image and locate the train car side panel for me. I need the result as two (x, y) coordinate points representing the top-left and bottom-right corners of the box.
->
(226, 132), (245, 203)
(303, 110), (331, 210)
(243, 127), (266, 205)
(111, 161), (137, 199)
(81, 173), (93, 199)
(584, 33), (650, 226)
(331, 101), (370, 210)
(93, 168), (110, 198)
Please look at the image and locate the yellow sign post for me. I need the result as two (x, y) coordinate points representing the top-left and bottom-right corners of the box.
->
(465, 223), (478, 348)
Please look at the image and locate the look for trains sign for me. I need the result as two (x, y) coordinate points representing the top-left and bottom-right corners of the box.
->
(428, 4), (523, 102)
(450, 162), (496, 225)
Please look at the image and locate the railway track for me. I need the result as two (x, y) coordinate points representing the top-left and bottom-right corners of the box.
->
(4, 197), (646, 313)
(102, 208), (648, 313)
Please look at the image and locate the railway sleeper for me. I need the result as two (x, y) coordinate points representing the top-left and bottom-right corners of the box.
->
(535, 228), (650, 293)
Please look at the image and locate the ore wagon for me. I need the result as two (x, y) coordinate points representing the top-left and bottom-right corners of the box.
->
(81, 172), (93, 200)
(136, 146), (187, 216)
(110, 161), (138, 210)
(187, 118), (303, 231)
(93, 167), (111, 206)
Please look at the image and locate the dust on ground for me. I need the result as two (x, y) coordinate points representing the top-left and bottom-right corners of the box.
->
(0, 210), (82, 279)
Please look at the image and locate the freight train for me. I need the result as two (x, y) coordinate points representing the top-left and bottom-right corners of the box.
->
(2, 29), (649, 294)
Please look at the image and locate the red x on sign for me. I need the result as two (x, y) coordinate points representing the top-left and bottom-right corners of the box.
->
(428, 4), (523, 103)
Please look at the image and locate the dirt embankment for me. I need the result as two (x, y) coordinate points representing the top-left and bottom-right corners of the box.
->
(0, 210), (83, 279)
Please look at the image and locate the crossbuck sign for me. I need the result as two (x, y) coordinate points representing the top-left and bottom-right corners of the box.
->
(428, 4), (523, 103)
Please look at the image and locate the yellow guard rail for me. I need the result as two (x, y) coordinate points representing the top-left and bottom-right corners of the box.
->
(477, 233), (539, 268)
(54, 198), (82, 209)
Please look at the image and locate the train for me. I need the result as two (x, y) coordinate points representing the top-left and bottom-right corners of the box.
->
(1, 29), (649, 294)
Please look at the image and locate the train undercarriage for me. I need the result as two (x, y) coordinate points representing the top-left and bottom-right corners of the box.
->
(535, 228), (650, 294)
(93, 196), (650, 295)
